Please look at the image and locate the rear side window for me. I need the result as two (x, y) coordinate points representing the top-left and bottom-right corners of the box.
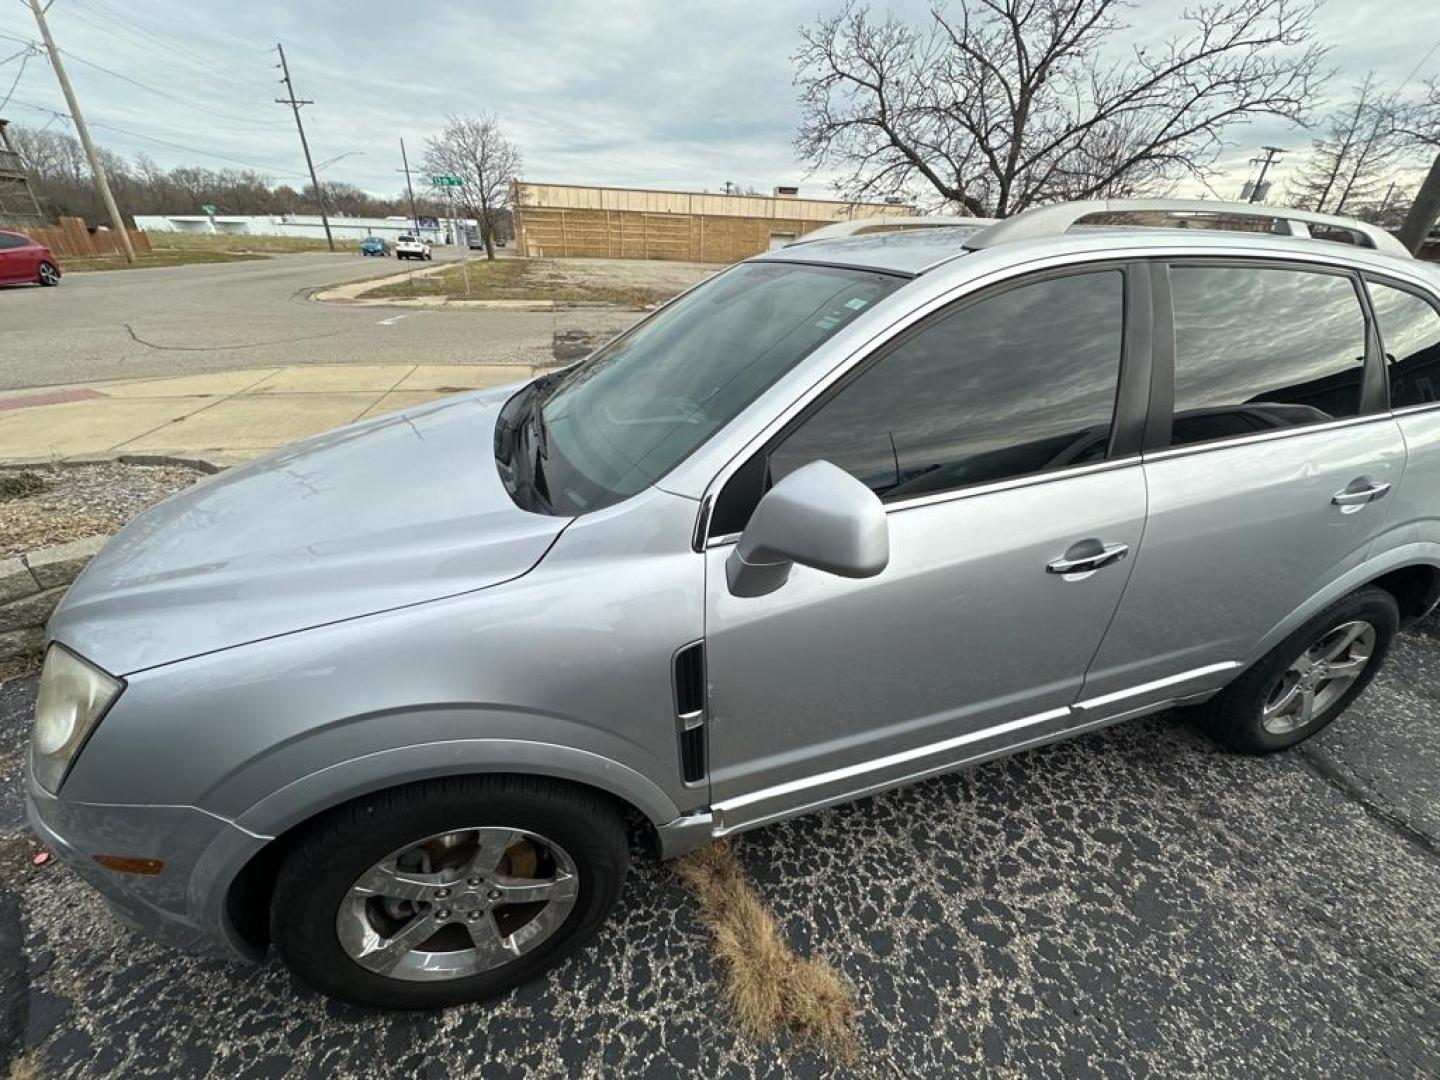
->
(1367, 280), (1440, 409)
(766, 270), (1124, 501)
(0, 233), (26, 250)
(1166, 265), (1366, 447)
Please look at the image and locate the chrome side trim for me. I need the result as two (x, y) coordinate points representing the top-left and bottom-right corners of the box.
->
(654, 812), (716, 860)
(882, 456), (1141, 514)
(710, 662), (1247, 833)
(714, 706), (1070, 817)
(1141, 414), (1390, 464)
(1391, 402), (1440, 418)
(702, 458), (1144, 549)
(1073, 661), (1239, 714)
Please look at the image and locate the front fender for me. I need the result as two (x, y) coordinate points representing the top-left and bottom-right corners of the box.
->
(230, 734), (682, 838)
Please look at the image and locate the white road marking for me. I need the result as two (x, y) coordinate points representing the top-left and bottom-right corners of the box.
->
(377, 314), (412, 326)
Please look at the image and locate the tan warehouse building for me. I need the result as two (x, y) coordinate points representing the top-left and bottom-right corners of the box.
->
(510, 181), (917, 263)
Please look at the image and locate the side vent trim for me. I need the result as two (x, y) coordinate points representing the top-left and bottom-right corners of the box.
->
(672, 642), (707, 785)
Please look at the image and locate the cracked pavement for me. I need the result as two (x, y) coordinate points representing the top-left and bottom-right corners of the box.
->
(1, 614), (1436, 1077)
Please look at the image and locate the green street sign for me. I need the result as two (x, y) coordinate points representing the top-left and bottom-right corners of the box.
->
(201, 204), (217, 215)
(429, 175), (463, 187)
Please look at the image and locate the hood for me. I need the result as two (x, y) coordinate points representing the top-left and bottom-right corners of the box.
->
(50, 385), (568, 675)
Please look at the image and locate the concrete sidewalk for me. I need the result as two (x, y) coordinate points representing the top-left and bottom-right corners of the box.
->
(0, 364), (547, 465)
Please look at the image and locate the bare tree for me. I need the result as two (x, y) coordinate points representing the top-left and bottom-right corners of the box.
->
(1394, 80), (1440, 254)
(1286, 74), (1403, 214)
(423, 114), (522, 259)
(794, 0), (1329, 216)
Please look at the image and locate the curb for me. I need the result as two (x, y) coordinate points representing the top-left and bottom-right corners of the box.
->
(0, 454), (227, 475)
(310, 260), (455, 303)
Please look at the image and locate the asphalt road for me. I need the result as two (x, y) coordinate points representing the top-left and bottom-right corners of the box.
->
(0, 253), (638, 392)
(1, 613), (1436, 1078)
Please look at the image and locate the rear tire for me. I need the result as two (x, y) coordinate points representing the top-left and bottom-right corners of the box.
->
(1191, 586), (1398, 754)
(36, 261), (60, 286)
(270, 775), (628, 1010)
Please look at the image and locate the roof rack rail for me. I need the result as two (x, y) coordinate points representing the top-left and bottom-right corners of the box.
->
(786, 215), (996, 247)
(963, 198), (1411, 258)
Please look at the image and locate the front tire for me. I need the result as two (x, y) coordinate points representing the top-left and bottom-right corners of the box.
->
(1192, 586), (1398, 754)
(270, 776), (628, 1009)
(36, 261), (60, 286)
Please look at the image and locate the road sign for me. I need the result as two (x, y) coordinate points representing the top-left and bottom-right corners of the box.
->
(429, 174), (463, 187)
(201, 204), (216, 215)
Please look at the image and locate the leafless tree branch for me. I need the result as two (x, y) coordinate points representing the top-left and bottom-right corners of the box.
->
(793, 0), (1330, 215)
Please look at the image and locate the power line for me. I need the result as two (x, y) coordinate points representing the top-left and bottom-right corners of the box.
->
(4, 93), (314, 180)
(80, 0), (266, 81)
(58, 48), (285, 129)
(0, 43), (35, 111)
(88, 120), (310, 179)
(61, 0), (268, 96)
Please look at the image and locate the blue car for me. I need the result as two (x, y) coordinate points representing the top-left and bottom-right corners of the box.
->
(360, 236), (389, 256)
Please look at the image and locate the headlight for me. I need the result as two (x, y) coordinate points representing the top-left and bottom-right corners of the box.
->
(31, 645), (123, 794)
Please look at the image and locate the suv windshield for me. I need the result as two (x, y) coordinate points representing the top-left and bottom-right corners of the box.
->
(501, 261), (904, 515)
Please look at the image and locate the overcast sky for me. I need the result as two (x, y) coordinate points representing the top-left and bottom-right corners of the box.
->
(0, 0), (1437, 205)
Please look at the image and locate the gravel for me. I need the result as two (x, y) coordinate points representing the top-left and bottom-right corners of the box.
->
(0, 463), (206, 559)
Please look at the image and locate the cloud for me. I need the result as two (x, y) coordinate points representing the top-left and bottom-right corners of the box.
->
(0, 0), (1436, 205)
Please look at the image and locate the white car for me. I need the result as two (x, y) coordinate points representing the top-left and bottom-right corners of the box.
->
(394, 235), (432, 261)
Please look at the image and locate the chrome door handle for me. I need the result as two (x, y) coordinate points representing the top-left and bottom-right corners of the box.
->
(1332, 482), (1392, 508)
(1046, 542), (1130, 576)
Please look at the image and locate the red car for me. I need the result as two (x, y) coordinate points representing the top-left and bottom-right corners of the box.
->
(0, 229), (61, 287)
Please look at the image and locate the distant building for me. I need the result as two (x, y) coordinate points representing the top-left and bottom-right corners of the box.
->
(132, 213), (473, 245)
(511, 181), (918, 263)
(0, 119), (45, 227)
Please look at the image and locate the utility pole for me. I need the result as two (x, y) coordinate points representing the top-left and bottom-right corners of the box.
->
(274, 43), (334, 252)
(27, 0), (135, 262)
(1246, 146), (1288, 203)
(399, 138), (420, 236)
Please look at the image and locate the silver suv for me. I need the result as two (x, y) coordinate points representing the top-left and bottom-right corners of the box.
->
(26, 199), (1440, 1009)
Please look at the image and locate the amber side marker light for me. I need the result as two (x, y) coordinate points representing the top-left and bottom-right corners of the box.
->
(93, 855), (165, 875)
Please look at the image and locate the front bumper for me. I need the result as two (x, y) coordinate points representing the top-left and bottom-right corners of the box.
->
(24, 757), (269, 962)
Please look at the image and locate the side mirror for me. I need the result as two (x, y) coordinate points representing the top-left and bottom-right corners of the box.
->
(726, 460), (890, 598)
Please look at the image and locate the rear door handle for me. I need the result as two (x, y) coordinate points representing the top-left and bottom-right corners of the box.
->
(1046, 542), (1130, 576)
(1332, 481), (1392, 508)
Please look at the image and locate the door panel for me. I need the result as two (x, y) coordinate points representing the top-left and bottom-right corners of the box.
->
(1082, 422), (1405, 706)
(705, 465), (1146, 821)
(1082, 260), (1404, 710)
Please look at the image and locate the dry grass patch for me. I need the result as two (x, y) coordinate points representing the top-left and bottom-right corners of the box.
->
(359, 258), (684, 308)
(6, 1052), (42, 1080)
(0, 462), (205, 558)
(62, 249), (269, 273)
(148, 231), (348, 254)
(675, 841), (859, 1062)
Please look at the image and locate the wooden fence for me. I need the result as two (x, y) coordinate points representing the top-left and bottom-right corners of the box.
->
(13, 216), (151, 258)
(512, 206), (828, 264)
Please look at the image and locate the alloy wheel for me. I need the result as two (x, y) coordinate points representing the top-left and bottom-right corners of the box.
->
(335, 826), (579, 982)
(37, 263), (59, 286)
(1260, 619), (1377, 735)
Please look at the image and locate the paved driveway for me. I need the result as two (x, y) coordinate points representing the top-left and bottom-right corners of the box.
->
(0, 254), (640, 392)
(1, 616), (1436, 1077)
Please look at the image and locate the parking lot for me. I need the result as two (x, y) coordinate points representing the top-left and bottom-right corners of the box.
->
(2, 611), (1436, 1078)
(2, 251), (1438, 1078)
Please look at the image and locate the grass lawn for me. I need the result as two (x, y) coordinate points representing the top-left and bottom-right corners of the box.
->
(63, 230), (367, 272)
(63, 249), (270, 273)
(358, 258), (681, 308)
(148, 231), (358, 255)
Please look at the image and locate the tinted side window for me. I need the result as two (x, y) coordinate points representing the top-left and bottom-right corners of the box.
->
(1168, 266), (1366, 447)
(767, 271), (1124, 501)
(0, 234), (25, 250)
(1368, 280), (1440, 408)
